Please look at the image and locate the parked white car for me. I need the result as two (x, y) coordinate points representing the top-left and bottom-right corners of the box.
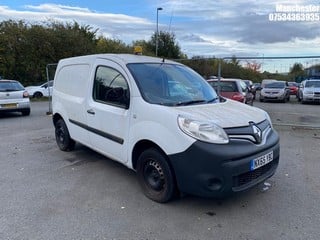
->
(26, 80), (53, 98)
(52, 54), (280, 203)
(297, 79), (320, 103)
(0, 79), (30, 116)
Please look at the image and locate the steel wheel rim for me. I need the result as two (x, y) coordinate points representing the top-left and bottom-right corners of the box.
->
(144, 160), (165, 191)
(56, 125), (65, 144)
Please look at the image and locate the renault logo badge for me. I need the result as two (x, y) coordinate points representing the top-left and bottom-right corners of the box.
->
(250, 122), (262, 144)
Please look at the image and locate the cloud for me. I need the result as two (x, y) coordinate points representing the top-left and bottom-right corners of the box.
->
(179, 34), (211, 43)
(161, 0), (320, 45)
(1, 0), (320, 63)
(0, 4), (153, 42)
(25, 4), (92, 13)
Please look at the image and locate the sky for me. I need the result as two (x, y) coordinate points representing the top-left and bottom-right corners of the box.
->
(1, 0), (320, 73)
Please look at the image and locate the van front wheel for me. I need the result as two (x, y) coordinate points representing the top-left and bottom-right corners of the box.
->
(137, 148), (176, 203)
(55, 119), (75, 151)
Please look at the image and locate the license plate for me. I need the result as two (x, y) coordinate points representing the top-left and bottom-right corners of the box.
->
(250, 151), (273, 171)
(1, 103), (17, 108)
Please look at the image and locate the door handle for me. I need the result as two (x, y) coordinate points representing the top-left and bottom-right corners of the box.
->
(87, 109), (95, 115)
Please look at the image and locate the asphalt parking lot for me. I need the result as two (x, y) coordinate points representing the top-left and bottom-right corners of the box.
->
(0, 98), (319, 240)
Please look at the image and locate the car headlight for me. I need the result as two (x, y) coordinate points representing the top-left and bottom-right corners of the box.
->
(305, 91), (313, 94)
(177, 115), (229, 144)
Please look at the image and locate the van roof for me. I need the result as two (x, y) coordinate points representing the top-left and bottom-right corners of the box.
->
(58, 54), (179, 65)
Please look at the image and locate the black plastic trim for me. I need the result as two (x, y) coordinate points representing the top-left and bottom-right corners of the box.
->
(69, 119), (124, 144)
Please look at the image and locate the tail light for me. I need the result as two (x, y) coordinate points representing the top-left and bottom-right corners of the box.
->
(232, 93), (245, 102)
(23, 91), (29, 98)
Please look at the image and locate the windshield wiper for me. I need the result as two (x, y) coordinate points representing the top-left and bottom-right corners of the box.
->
(207, 97), (219, 103)
(175, 99), (207, 106)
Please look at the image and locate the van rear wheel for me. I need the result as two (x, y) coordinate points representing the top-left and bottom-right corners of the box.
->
(55, 119), (75, 151)
(137, 148), (176, 203)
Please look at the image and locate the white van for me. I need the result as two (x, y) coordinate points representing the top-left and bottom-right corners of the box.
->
(52, 54), (279, 203)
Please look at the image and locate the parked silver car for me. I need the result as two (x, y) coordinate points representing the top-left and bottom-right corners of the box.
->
(297, 79), (320, 103)
(0, 79), (31, 116)
(259, 80), (290, 103)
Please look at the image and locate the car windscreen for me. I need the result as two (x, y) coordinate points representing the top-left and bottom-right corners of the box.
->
(305, 81), (320, 88)
(127, 63), (219, 106)
(265, 82), (285, 88)
(288, 82), (298, 87)
(0, 81), (24, 92)
(208, 81), (238, 92)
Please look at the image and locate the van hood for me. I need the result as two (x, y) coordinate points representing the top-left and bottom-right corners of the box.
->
(173, 99), (267, 128)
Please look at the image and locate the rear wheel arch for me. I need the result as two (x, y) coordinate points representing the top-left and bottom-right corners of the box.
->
(53, 113), (63, 126)
(53, 114), (75, 151)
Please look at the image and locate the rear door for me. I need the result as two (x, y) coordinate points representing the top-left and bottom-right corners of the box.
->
(86, 59), (131, 163)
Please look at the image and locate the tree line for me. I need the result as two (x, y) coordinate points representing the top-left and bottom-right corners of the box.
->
(0, 19), (305, 86)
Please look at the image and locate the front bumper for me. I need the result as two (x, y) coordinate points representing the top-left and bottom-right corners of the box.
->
(261, 94), (286, 101)
(168, 128), (279, 198)
(302, 94), (320, 102)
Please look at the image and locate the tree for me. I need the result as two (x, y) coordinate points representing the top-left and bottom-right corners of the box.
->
(246, 60), (262, 72)
(289, 63), (305, 82)
(230, 55), (240, 66)
(150, 31), (185, 59)
(0, 20), (99, 85)
(96, 37), (130, 53)
(0, 20), (27, 80)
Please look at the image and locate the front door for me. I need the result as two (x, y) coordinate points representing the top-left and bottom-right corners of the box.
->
(86, 60), (131, 163)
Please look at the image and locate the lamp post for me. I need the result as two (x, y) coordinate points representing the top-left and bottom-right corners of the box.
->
(156, 7), (163, 57)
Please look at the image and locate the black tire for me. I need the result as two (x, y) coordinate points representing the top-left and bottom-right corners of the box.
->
(21, 108), (30, 116)
(55, 119), (75, 151)
(137, 148), (176, 203)
(33, 92), (43, 98)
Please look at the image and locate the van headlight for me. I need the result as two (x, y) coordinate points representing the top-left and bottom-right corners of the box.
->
(177, 115), (229, 144)
(265, 112), (273, 129)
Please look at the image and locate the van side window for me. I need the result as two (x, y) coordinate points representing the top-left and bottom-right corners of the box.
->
(93, 66), (130, 108)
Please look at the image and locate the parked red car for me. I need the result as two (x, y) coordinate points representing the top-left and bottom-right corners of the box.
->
(288, 82), (299, 95)
(207, 78), (247, 103)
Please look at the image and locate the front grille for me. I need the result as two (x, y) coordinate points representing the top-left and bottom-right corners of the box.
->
(233, 161), (275, 187)
(225, 119), (270, 144)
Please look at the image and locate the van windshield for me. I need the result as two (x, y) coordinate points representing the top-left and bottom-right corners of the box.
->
(127, 63), (219, 106)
